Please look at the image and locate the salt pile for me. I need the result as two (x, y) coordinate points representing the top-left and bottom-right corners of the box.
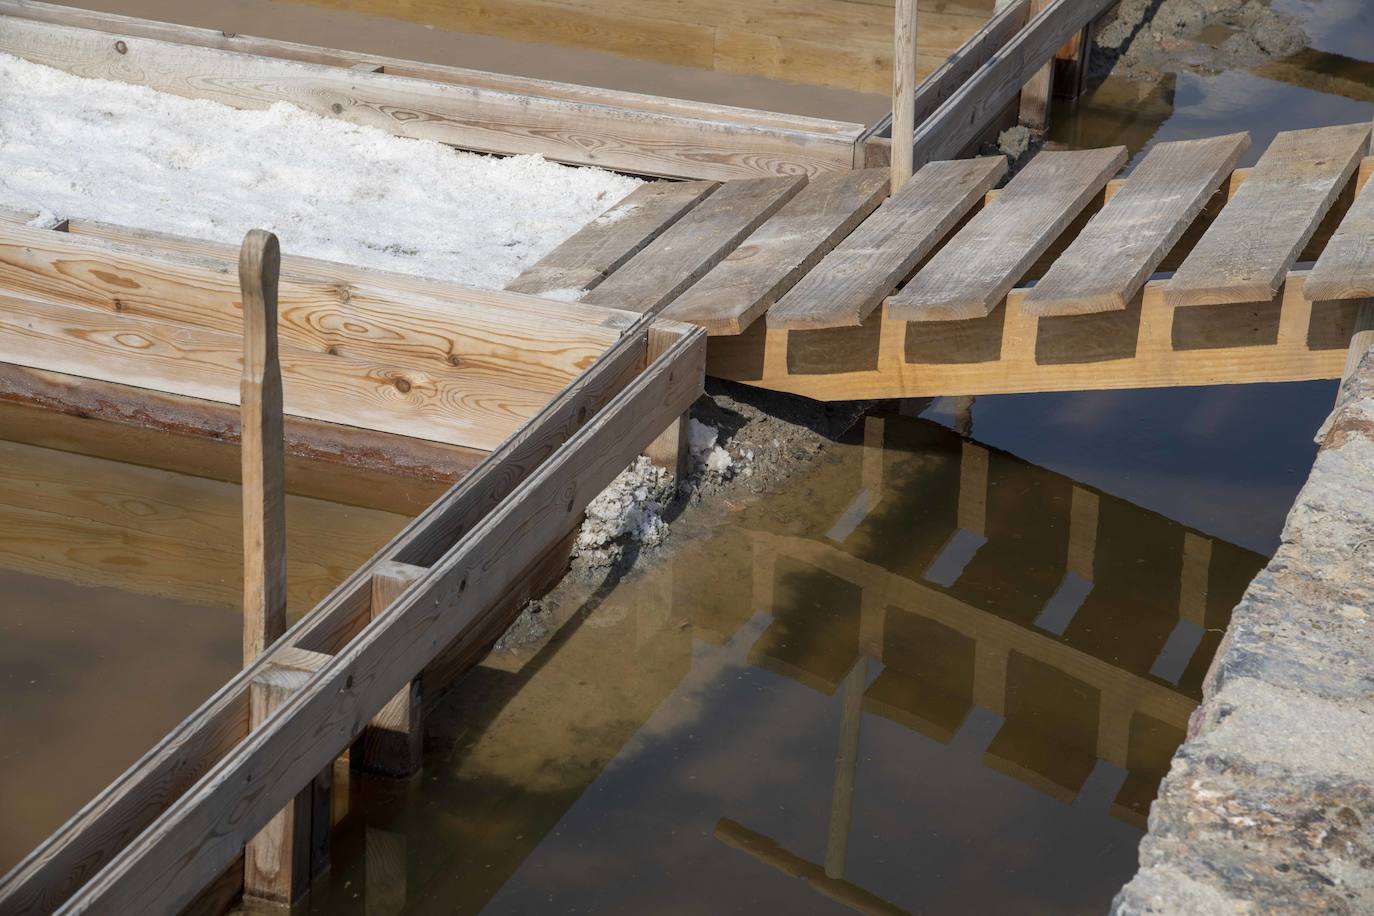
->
(0, 53), (642, 288)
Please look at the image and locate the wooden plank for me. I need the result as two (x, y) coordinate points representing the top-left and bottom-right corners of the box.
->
(1167, 123), (1372, 307)
(1306, 160), (1374, 301)
(0, 12), (861, 180)
(0, 312), (673, 913)
(890, 146), (1128, 321)
(1025, 133), (1252, 316)
(908, 0), (1117, 171)
(767, 156), (1008, 330)
(661, 169), (890, 335)
(239, 230), (288, 666)
(582, 176), (806, 313)
(51, 324), (708, 913)
(891, 0), (919, 193)
(505, 180), (718, 298)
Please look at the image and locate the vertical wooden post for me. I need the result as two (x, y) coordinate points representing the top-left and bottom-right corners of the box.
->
(355, 560), (428, 778)
(240, 228), (287, 666)
(1019, 0), (1053, 132)
(891, 0), (918, 194)
(645, 326), (692, 484)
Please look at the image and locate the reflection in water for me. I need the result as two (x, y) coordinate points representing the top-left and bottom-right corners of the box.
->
(0, 408), (422, 872)
(308, 411), (1266, 915)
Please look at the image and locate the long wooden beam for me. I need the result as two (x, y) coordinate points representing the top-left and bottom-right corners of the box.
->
(50, 322), (706, 912)
(0, 3), (863, 180)
(0, 312), (699, 914)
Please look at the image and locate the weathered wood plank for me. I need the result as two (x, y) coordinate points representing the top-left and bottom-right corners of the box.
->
(0, 12), (860, 180)
(907, 0), (1116, 170)
(52, 325), (707, 914)
(767, 156), (1008, 330)
(1167, 123), (1372, 307)
(890, 146), (1128, 321)
(0, 313), (668, 914)
(582, 176), (806, 313)
(1025, 133), (1251, 316)
(662, 169), (890, 335)
(1306, 161), (1374, 301)
(505, 180), (718, 298)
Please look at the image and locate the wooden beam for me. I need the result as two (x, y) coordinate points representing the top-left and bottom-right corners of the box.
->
(51, 323), (707, 912)
(0, 8), (862, 180)
(891, 0), (919, 193)
(240, 230), (288, 665)
(0, 311), (691, 914)
(907, 0), (1117, 171)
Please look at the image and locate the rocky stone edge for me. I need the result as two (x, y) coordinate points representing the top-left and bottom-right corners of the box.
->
(1112, 351), (1374, 913)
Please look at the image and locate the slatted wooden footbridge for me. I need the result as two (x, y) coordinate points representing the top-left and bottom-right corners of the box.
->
(510, 120), (1374, 400)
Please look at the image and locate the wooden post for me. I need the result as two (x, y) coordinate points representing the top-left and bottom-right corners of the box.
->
(355, 561), (428, 778)
(240, 228), (287, 666)
(891, 0), (918, 194)
(1019, 0), (1053, 132)
(645, 326), (693, 485)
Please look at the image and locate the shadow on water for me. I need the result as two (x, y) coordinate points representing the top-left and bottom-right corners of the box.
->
(305, 407), (1278, 915)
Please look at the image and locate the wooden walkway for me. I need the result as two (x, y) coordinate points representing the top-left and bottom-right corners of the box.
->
(510, 122), (1374, 400)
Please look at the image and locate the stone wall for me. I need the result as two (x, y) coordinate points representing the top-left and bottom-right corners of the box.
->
(1113, 352), (1374, 912)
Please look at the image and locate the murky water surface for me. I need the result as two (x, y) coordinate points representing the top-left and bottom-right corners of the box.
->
(4, 0), (1373, 911)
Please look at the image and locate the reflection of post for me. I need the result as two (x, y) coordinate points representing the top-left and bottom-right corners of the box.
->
(1096, 695), (1133, 769)
(957, 441), (989, 536)
(826, 658), (867, 879)
(366, 828), (407, 916)
(239, 228), (286, 666)
(1179, 532), (1211, 627)
(1068, 486), (1098, 580)
(752, 535), (778, 614)
(863, 416), (885, 497)
(972, 641), (1008, 716)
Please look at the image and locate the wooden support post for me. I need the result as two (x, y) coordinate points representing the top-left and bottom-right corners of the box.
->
(1342, 302), (1374, 391)
(240, 229), (287, 666)
(355, 561), (428, 778)
(245, 648), (332, 907)
(891, 0), (918, 194)
(1019, 0), (1053, 132)
(646, 326), (693, 484)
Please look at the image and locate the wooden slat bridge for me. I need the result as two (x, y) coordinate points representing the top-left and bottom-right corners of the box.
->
(511, 121), (1374, 401)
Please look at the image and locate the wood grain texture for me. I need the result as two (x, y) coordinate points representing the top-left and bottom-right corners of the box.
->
(583, 176), (806, 313)
(0, 315), (667, 915)
(907, 0), (1116, 170)
(767, 156), (1008, 330)
(240, 230), (288, 666)
(505, 180), (718, 297)
(662, 169), (890, 334)
(890, 0), (919, 193)
(51, 325), (708, 914)
(1167, 123), (1372, 307)
(1305, 161), (1374, 301)
(891, 146), (1128, 320)
(0, 13), (860, 180)
(707, 268), (1358, 401)
(1025, 133), (1251, 316)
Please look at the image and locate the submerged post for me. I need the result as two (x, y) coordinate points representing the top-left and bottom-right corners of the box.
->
(891, 0), (918, 193)
(240, 228), (287, 666)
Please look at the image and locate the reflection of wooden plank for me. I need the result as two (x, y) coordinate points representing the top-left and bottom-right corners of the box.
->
(663, 170), (888, 334)
(1307, 168), (1374, 301)
(1167, 123), (1371, 307)
(890, 147), (1128, 321)
(506, 181), (718, 298)
(768, 157), (1007, 330)
(584, 176), (805, 314)
(1025, 133), (1251, 316)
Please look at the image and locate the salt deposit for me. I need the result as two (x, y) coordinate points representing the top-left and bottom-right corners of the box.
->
(0, 53), (642, 288)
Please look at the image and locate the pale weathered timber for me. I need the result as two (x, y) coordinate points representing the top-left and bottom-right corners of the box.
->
(662, 169), (890, 335)
(1018, 0), (1054, 132)
(506, 180), (718, 297)
(1306, 167), (1374, 301)
(707, 268), (1358, 401)
(891, 0), (919, 193)
(0, 313), (684, 914)
(1025, 133), (1252, 316)
(239, 230), (288, 666)
(357, 561), (428, 779)
(50, 323), (708, 914)
(891, 146), (1128, 320)
(1167, 123), (1372, 307)
(767, 156), (1008, 330)
(907, 0), (1116, 170)
(0, 8), (865, 181)
(582, 176), (806, 313)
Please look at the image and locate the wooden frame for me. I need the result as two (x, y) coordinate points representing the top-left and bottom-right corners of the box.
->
(0, 299), (704, 911)
(0, 0), (866, 181)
